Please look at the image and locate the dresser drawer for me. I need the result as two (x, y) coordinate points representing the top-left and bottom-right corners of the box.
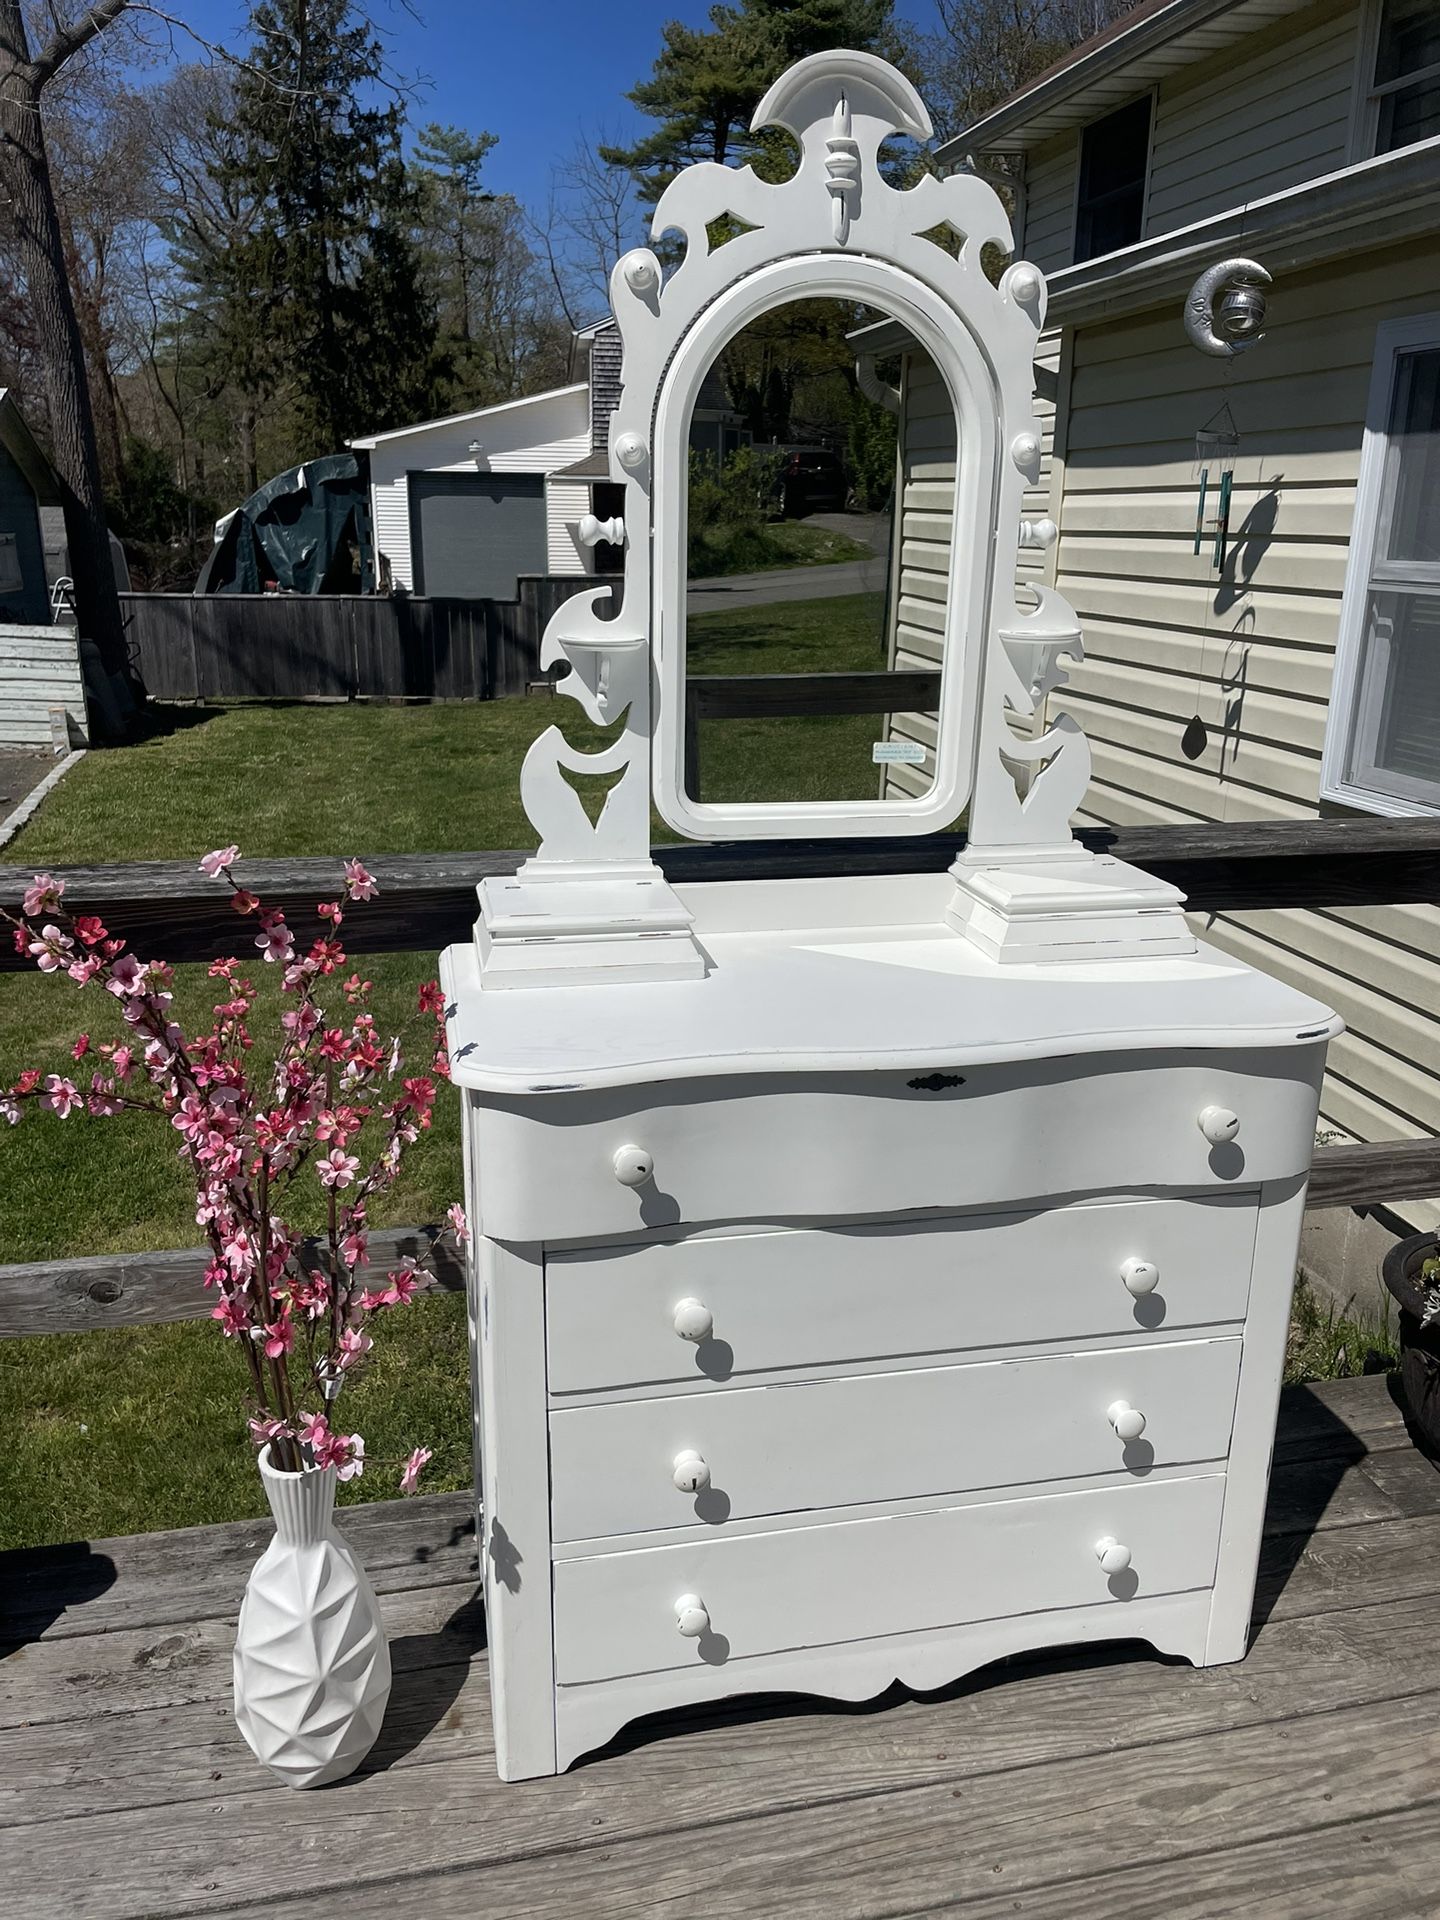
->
(546, 1193), (1257, 1395)
(472, 1047), (1324, 1242)
(553, 1472), (1226, 1683)
(550, 1335), (1239, 1542)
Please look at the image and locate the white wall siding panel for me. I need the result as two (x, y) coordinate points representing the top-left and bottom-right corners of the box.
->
(884, 352), (958, 789)
(0, 626), (86, 746)
(1006, 3), (1360, 276)
(1050, 236), (1440, 1227)
(365, 387), (590, 592)
(1144, 0), (1358, 235)
(1021, 138), (1078, 276)
(368, 468), (414, 593)
(546, 480), (593, 576)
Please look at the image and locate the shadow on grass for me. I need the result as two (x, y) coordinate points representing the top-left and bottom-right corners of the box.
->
(126, 702), (226, 745)
(132, 698), (360, 745)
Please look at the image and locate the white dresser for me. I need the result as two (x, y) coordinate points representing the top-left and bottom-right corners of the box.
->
(440, 50), (1339, 1779)
(443, 873), (1339, 1779)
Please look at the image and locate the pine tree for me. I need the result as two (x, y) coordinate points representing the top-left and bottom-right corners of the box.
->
(411, 124), (499, 349)
(601, 0), (903, 206)
(198, 0), (438, 457)
(409, 124), (573, 413)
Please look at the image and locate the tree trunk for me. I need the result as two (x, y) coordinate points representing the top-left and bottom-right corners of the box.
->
(239, 408), (258, 497)
(0, 1), (136, 702)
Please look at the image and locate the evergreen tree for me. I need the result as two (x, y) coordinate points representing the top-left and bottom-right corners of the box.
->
(409, 124), (573, 413)
(602, 0), (903, 206)
(411, 123), (499, 348)
(198, 0), (438, 456)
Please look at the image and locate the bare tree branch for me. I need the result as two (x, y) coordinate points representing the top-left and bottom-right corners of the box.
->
(30, 0), (130, 86)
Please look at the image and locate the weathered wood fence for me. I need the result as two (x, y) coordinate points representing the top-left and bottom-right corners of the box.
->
(2, 815), (1439, 1336)
(121, 575), (611, 703)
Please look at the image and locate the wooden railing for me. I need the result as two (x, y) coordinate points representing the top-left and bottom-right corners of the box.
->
(2, 815), (1438, 1337)
(5, 817), (1437, 968)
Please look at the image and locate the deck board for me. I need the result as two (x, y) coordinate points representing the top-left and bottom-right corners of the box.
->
(2, 1375), (1438, 1919)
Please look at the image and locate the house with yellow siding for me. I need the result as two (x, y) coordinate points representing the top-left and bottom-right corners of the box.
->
(880, 0), (1440, 1299)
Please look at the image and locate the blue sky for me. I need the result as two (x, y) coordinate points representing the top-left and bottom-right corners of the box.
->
(157, 1), (944, 212)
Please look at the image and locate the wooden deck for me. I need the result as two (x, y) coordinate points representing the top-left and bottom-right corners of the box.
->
(4, 1373), (1440, 1918)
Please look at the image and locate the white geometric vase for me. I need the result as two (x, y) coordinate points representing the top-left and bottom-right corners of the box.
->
(232, 1444), (392, 1788)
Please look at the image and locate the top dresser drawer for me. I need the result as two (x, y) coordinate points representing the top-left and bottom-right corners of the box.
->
(470, 1047), (1324, 1243)
(547, 1192), (1257, 1395)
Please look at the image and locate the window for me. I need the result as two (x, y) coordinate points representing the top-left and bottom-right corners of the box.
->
(1073, 96), (1152, 264)
(1323, 315), (1440, 814)
(1366, 0), (1440, 154)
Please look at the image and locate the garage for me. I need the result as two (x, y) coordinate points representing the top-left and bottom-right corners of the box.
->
(408, 471), (547, 601)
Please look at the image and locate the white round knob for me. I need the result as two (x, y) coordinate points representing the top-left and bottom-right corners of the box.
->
(612, 1144), (654, 1188)
(1120, 1257), (1160, 1298)
(1198, 1104), (1240, 1145)
(578, 512), (624, 548)
(1011, 430), (1040, 471)
(1019, 516), (1058, 549)
(1108, 1399), (1147, 1441)
(613, 430), (647, 470)
(1009, 263), (1043, 305)
(672, 1297), (714, 1342)
(621, 250), (659, 294)
(672, 1449), (711, 1494)
(1095, 1536), (1132, 1576)
(675, 1593), (709, 1637)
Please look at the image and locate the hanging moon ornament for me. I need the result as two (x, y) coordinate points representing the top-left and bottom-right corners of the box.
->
(1184, 259), (1271, 357)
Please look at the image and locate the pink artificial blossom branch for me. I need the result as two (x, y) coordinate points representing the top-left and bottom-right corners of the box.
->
(2, 856), (463, 1490)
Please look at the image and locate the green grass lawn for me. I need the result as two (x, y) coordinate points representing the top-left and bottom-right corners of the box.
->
(0, 591), (896, 1546)
(688, 589), (900, 804)
(0, 1293), (471, 1548)
(4, 591), (889, 867)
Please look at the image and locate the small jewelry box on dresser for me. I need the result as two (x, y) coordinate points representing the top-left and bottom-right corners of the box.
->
(440, 49), (1340, 1782)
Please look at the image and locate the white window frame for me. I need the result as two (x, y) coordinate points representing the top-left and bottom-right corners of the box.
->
(1348, 0), (1440, 159)
(1321, 311), (1440, 816)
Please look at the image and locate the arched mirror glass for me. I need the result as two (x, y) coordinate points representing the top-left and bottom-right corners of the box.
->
(651, 258), (995, 841)
(677, 295), (954, 810)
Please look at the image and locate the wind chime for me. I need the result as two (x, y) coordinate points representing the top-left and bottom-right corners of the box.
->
(1193, 399), (1241, 574)
(1179, 259), (1271, 758)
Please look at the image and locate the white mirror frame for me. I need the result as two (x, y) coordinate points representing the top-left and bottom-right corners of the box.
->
(516, 48), (1093, 878)
(653, 256), (995, 838)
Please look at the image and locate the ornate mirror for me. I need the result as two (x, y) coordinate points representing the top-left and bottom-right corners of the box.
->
(474, 50), (1182, 985)
(633, 55), (1044, 842)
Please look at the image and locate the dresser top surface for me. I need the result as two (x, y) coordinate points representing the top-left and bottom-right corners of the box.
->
(441, 874), (1340, 1095)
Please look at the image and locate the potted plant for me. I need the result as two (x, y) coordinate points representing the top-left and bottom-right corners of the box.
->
(1381, 1231), (1440, 1458)
(3, 849), (467, 1788)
